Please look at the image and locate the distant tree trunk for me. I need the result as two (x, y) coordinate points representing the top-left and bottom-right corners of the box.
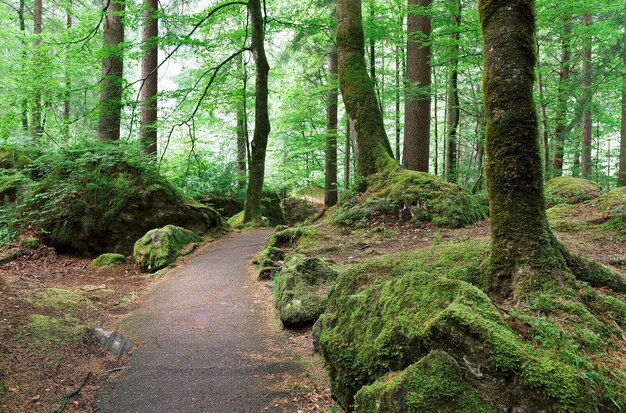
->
(325, 44), (339, 207)
(243, 0), (271, 223)
(617, 4), (626, 186)
(581, 12), (593, 179)
(30, 0), (43, 142)
(445, 0), (460, 183)
(403, 0), (432, 172)
(98, 0), (125, 141)
(472, 121), (485, 194)
(63, 4), (72, 138)
(395, 32), (401, 161)
(345, 117), (351, 189)
(18, 0), (28, 133)
(140, 0), (158, 154)
(336, 0), (395, 177)
(480, 0), (565, 298)
(236, 55), (249, 188)
(536, 48), (549, 176)
(551, 22), (571, 176)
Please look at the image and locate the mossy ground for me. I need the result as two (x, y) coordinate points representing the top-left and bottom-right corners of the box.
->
(228, 211), (271, 230)
(133, 225), (202, 273)
(91, 253), (126, 268)
(311, 239), (626, 412)
(331, 169), (485, 229)
(25, 288), (93, 313)
(545, 176), (602, 207)
(18, 314), (86, 349)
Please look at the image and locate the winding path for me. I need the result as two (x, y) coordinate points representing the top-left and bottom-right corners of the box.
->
(97, 229), (301, 412)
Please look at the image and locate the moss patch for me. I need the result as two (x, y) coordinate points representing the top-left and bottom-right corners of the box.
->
(91, 253), (125, 268)
(334, 168), (485, 229)
(545, 176), (601, 208)
(133, 225), (201, 273)
(275, 253), (338, 327)
(314, 240), (626, 412)
(19, 314), (86, 348)
(227, 211), (271, 229)
(25, 288), (92, 313)
(255, 226), (309, 268)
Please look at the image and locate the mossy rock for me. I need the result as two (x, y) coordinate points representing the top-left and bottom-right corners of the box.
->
(284, 196), (318, 226)
(261, 191), (287, 226)
(18, 141), (222, 255)
(0, 145), (35, 170)
(0, 172), (31, 207)
(91, 253), (126, 268)
(227, 211), (271, 229)
(315, 240), (626, 412)
(254, 226), (308, 268)
(334, 169), (485, 229)
(200, 194), (244, 219)
(25, 288), (92, 313)
(354, 350), (495, 412)
(596, 187), (626, 213)
(545, 176), (601, 208)
(19, 314), (86, 348)
(275, 253), (338, 327)
(133, 225), (202, 273)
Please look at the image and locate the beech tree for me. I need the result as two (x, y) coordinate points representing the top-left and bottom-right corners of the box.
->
(445, 0), (461, 183)
(140, 0), (158, 155)
(620, 3), (626, 187)
(581, 12), (593, 178)
(551, 21), (572, 177)
(98, 0), (125, 141)
(243, 0), (271, 223)
(325, 43), (338, 207)
(31, 0), (42, 141)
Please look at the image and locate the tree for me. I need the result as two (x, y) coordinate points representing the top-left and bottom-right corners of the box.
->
(445, 0), (461, 183)
(30, 0), (43, 141)
(18, 0), (27, 133)
(620, 3), (626, 187)
(403, 0), (432, 172)
(236, 54), (249, 188)
(243, 0), (271, 223)
(98, 0), (125, 141)
(551, 20), (571, 177)
(480, 0), (566, 297)
(325, 43), (339, 207)
(581, 12), (593, 178)
(336, 0), (395, 177)
(140, 0), (158, 154)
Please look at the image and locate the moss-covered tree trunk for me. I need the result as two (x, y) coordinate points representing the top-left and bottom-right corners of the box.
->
(480, 0), (566, 297)
(98, 0), (125, 141)
(325, 43), (339, 207)
(336, 0), (395, 177)
(243, 0), (271, 223)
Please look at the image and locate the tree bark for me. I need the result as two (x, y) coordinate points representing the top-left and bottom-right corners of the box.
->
(30, 0), (43, 142)
(480, 0), (565, 298)
(551, 21), (571, 176)
(140, 0), (158, 154)
(18, 0), (28, 133)
(236, 55), (249, 188)
(336, 0), (395, 178)
(617, 4), (626, 186)
(403, 0), (432, 172)
(345, 117), (351, 190)
(536, 48), (549, 176)
(98, 0), (125, 141)
(325, 44), (339, 207)
(64, 3), (72, 138)
(243, 0), (271, 223)
(581, 12), (593, 179)
(445, 0), (460, 183)
(395, 35), (401, 161)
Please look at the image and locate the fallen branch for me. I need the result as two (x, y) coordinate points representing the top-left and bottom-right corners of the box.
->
(50, 372), (92, 413)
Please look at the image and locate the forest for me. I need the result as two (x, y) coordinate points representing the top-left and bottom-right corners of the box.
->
(0, 0), (625, 412)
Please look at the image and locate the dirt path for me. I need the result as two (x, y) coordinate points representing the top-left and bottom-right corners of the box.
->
(96, 229), (302, 413)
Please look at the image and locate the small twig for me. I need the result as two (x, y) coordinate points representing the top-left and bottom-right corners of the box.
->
(101, 367), (125, 374)
(50, 372), (92, 413)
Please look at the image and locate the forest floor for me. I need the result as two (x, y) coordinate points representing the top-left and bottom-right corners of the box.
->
(0, 198), (624, 413)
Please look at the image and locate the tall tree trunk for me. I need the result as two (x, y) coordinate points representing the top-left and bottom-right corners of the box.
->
(63, 4), (72, 138)
(98, 0), (125, 141)
(395, 30), (401, 161)
(18, 0), (28, 133)
(445, 0), (460, 183)
(403, 0), (432, 172)
(345, 117), (351, 189)
(480, 0), (565, 298)
(325, 44), (339, 207)
(236, 55), (249, 189)
(30, 0), (43, 142)
(140, 0), (158, 154)
(551, 21), (571, 176)
(243, 0), (271, 223)
(581, 12), (593, 179)
(536, 48), (549, 176)
(617, 3), (626, 186)
(336, 0), (395, 178)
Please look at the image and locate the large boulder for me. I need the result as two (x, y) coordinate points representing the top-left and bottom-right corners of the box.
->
(314, 240), (626, 412)
(133, 225), (202, 273)
(200, 194), (243, 219)
(275, 253), (338, 327)
(545, 176), (601, 208)
(261, 191), (287, 226)
(18, 142), (221, 255)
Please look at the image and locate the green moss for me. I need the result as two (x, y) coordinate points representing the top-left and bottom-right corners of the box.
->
(91, 253), (125, 267)
(354, 350), (495, 413)
(545, 177), (601, 207)
(315, 240), (626, 412)
(19, 314), (86, 348)
(19, 237), (39, 249)
(254, 226), (309, 268)
(332, 169), (485, 229)
(275, 253), (338, 327)
(227, 211), (270, 229)
(133, 225), (201, 273)
(0, 172), (31, 206)
(25, 288), (92, 312)
(546, 203), (577, 220)
(596, 187), (626, 212)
